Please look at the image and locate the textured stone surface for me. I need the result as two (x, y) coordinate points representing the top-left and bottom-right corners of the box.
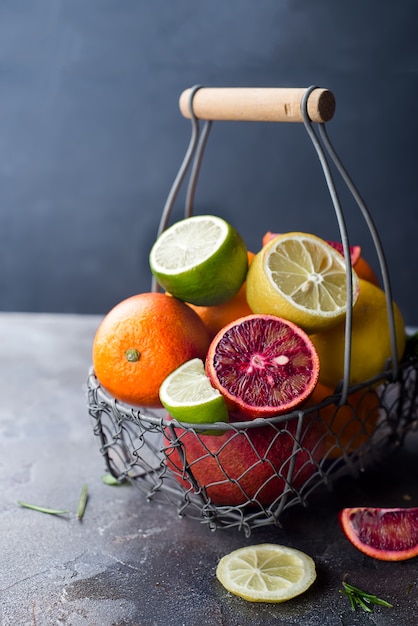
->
(1, 312), (418, 625)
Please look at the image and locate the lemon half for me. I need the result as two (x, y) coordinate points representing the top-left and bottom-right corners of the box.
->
(246, 232), (359, 334)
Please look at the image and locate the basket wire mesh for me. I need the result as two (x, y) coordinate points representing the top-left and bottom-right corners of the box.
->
(87, 85), (418, 535)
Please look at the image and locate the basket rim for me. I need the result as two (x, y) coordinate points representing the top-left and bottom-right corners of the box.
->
(87, 363), (404, 433)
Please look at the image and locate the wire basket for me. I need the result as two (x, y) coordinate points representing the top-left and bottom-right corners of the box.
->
(87, 86), (418, 535)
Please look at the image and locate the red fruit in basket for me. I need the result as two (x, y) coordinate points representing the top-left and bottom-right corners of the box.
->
(339, 507), (418, 561)
(164, 415), (324, 506)
(205, 314), (320, 418)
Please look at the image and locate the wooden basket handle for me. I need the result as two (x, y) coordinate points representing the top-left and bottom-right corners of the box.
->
(179, 87), (335, 123)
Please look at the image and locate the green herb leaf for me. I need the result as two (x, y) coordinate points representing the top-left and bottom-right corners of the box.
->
(17, 500), (69, 516)
(76, 483), (89, 520)
(339, 581), (393, 613)
(101, 473), (125, 486)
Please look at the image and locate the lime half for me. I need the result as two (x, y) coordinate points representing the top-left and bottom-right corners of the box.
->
(159, 358), (229, 427)
(216, 544), (316, 603)
(149, 215), (248, 306)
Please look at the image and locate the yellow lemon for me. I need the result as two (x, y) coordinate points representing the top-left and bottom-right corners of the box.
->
(216, 544), (316, 603)
(246, 232), (359, 334)
(310, 279), (406, 388)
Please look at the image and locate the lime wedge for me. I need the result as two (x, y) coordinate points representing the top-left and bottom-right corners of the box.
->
(216, 544), (316, 603)
(159, 358), (229, 427)
(149, 215), (248, 306)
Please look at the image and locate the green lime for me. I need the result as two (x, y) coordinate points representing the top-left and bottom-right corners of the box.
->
(159, 358), (229, 429)
(149, 215), (248, 306)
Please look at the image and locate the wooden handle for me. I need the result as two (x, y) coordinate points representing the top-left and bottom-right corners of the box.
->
(179, 87), (335, 123)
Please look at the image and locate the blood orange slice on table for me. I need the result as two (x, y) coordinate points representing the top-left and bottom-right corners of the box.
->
(205, 314), (320, 419)
(339, 506), (418, 561)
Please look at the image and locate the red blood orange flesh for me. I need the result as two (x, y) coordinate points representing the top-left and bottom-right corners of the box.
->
(205, 314), (320, 418)
(340, 506), (418, 561)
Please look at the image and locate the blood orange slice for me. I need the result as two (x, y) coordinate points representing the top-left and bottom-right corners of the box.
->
(205, 314), (320, 418)
(340, 506), (418, 561)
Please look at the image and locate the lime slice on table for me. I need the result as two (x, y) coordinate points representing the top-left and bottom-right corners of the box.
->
(149, 215), (248, 306)
(246, 231), (359, 334)
(159, 358), (229, 429)
(216, 544), (316, 603)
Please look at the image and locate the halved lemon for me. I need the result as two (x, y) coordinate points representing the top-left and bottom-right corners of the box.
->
(159, 358), (229, 427)
(149, 215), (248, 306)
(246, 232), (359, 334)
(216, 543), (316, 603)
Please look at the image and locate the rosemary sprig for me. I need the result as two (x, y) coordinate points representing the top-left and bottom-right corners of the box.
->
(76, 483), (89, 520)
(339, 581), (393, 613)
(17, 500), (69, 516)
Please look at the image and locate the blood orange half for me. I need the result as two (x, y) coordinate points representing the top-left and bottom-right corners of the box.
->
(340, 506), (418, 561)
(205, 314), (320, 418)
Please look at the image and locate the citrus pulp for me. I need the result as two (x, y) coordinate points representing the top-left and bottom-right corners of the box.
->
(149, 215), (248, 306)
(216, 544), (316, 603)
(247, 232), (359, 334)
(159, 358), (229, 427)
(340, 506), (418, 561)
(206, 314), (320, 418)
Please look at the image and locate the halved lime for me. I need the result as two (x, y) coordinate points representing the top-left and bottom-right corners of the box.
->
(149, 215), (248, 306)
(159, 358), (229, 427)
(216, 543), (316, 603)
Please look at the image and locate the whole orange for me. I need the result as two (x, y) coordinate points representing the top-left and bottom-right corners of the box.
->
(186, 252), (254, 340)
(92, 292), (211, 407)
(305, 382), (380, 459)
(353, 255), (380, 287)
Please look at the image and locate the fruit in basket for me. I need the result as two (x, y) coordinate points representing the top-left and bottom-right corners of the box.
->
(186, 251), (254, 340)
(163, 413), (324, 506)
(205, 314), (320, 419)
(149, 215), (248, 306)
(216, 544), (317, 603)
(262, 231), (380, 286)
(262, 231), (361, 264)
(159, 358), (228, 428)
(310, 279), (406, 388)
(92, 292), (210, 407)
(247, 232), (359, 334)
(305, 382), (380, 459)
(339, 506), (418, 561)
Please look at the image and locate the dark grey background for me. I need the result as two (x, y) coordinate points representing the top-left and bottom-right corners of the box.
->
(1, 1), (417, 323)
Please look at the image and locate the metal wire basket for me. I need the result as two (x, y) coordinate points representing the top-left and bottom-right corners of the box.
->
(87, 86), (418, 535)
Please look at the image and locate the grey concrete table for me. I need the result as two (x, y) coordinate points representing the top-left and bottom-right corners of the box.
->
(1, 312), (418, 626)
